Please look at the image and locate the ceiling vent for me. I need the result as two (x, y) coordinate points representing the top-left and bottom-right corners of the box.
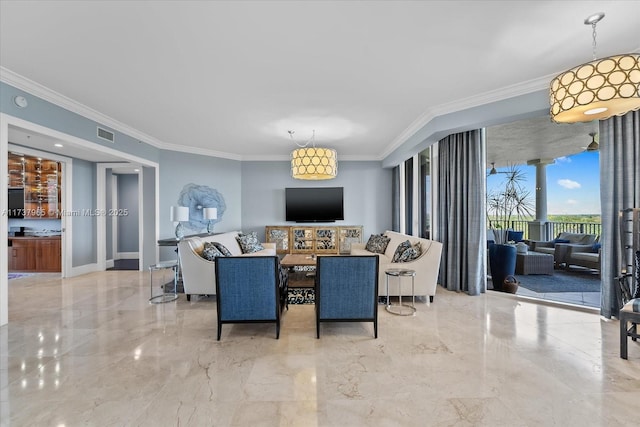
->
(97, 127), (115, 143)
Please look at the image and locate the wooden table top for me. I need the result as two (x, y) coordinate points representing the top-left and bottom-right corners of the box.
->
(280, 254), (317, 267)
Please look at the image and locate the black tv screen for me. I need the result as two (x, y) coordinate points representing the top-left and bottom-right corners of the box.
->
(285, 187), (344, 222)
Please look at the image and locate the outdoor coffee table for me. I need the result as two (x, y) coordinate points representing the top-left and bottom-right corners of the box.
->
(516, 252), (554, 275)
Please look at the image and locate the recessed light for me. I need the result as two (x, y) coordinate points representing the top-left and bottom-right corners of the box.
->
(54, 143), (63, 148)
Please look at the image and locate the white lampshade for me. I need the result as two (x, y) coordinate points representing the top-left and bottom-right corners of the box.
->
(203, 207), (218, 220)
(170, 206), (189, 222)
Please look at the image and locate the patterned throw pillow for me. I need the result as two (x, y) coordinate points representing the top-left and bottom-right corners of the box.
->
(396, 243), (422, 263)
(201, 242), (224, 261)
(236, 232), (264, 254)
(213, 242), (233, 257)
(365, 234), (391, 254)
(392, 240), (412, 262)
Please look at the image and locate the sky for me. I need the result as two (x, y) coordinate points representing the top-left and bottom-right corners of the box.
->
(486, 150), (600, 216)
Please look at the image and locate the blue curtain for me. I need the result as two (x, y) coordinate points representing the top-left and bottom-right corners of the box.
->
(600, 111), (640, 318)
(437, 129), (487, 295)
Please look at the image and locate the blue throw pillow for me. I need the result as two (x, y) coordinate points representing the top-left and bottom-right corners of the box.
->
(553, 238), (571, 245)
(591, 243), (601, 253)
(507, 231), (524, 242)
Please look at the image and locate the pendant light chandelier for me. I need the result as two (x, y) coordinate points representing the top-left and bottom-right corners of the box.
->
(550, 12), (640, 123)
(290, 130), (337, 180)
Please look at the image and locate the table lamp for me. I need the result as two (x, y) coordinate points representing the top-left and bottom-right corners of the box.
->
(203, 207), (217, 234)
(170, 206), (189, 240)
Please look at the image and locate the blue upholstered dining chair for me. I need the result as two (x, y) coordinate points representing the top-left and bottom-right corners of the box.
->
(214, 256), (284, 340)
(315, 255), (379, 339)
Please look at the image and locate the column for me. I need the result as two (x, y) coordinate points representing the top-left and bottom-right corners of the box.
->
(526, 159), (554, 241)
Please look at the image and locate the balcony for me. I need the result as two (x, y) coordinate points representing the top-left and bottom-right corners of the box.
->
(487, 219), (602, 309)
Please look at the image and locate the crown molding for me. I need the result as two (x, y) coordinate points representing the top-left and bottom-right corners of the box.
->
(1, 67), (165, 147)
(240, 153), (381, 162)
(2, 66), (556, 163)
(379, 74), (552, 160)
(161, 142), (242, 161)
(0, 67), (243, 161)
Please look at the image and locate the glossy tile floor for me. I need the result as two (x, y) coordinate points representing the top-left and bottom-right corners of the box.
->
(1, 271), (638, 426)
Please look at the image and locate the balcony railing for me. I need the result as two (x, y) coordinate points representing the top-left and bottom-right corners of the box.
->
(545, 221), (601, 238)
(487, 220), (601, 241)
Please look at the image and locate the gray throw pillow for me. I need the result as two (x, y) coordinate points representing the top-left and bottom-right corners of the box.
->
(392, 240), (413, 262)
(365, 234), (391, 254)
(236, 232), (264, 254)
(201, 242), (224, 261)
(213, 242), (233, 257)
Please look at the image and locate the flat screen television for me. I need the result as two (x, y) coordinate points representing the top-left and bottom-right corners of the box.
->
(285, 187), (344, 223)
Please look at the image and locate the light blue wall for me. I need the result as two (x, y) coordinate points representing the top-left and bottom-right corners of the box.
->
(158, 150), (242, 261)
(241, 161), (392, 241)
(71, 159), (97, 267)
(116, 174), (139, 253)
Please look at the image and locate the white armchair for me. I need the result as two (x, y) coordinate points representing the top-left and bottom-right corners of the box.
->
(177, 231), (276, 301)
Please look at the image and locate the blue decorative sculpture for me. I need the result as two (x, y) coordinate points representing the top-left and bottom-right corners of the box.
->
(178, 183), (226, 231)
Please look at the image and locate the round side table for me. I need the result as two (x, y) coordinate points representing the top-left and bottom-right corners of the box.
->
(149, 261), (179, 304)
(385, 268), (416, 316)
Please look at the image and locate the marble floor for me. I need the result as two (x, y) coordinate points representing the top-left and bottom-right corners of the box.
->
(1, 271), (638, 426)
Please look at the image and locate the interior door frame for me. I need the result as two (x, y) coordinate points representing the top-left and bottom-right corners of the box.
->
(6, 143), (72, 275)
(1, 113), (159, 326)
(96, 164), (144, 271)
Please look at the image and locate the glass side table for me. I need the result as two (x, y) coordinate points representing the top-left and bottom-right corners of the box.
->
(149, 261), (179, 304)
(385, 268), (416, 316)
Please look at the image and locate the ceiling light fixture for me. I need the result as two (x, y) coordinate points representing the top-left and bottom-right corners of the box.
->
(489, 162), (497, 175)
(290, 130), (337, 180)
(586, 132), (599, 151)
(550, 12), (640, 123)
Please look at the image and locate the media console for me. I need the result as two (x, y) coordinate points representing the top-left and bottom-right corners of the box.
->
(265, 225), (363, 255)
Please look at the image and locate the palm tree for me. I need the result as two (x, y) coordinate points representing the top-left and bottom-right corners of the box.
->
(487, 165), (535, 231)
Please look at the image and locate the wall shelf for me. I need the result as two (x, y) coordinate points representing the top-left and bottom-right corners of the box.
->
(8, 153), (61, 219)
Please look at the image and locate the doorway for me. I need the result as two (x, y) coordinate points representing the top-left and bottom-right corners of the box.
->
(1, 113), (159, 326)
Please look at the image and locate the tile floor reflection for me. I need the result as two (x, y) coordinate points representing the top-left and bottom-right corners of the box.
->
(1, 271), (638, 426)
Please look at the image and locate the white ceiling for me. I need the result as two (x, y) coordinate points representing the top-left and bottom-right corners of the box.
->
(1, 1), (639, 165)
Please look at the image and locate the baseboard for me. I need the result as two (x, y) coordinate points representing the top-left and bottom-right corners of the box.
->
(106, 259), (114, 269)
(68, 263), (100, 278)
(116, 252), (139, 260)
